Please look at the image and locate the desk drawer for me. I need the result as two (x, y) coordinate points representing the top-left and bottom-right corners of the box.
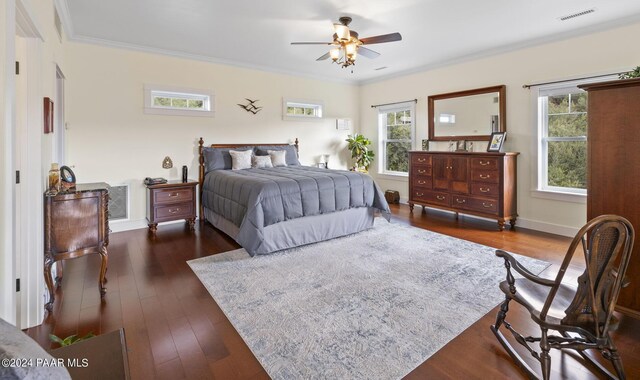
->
(470, 183), (499, 198)
(412, 189), (449, 207)
(412, 177), (433, 188)
(411, 154), (432, 166)
(452, 195), (499, 215)
(471, 170), (499, 184)
(153, 188), (193, 205)
(471, 157), (499, 170)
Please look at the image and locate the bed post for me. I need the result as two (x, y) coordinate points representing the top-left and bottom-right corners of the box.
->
(198, 137), (205, 223)
(294, 137), (299, 157)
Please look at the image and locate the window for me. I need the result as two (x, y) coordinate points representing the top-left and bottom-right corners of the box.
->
(537, 85), (588, 194)
(378, 102), (415, 176)
(144, 85), (214, 117)
(283, 98), (323, 120)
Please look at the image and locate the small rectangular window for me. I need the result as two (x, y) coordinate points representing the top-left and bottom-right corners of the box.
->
(144, 85), (214, 117)
(283, 98), (323, 120)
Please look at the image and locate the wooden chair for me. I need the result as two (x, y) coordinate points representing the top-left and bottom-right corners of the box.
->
(491, 215), (635, 380)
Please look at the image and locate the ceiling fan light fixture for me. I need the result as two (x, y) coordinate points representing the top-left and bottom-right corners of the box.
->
(330, 48), (340, 61)
(345, 42), (357, 57)
(334, 23), (350, 41)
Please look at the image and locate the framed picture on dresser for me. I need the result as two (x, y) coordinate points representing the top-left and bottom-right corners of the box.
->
(487, 132), (506, 152)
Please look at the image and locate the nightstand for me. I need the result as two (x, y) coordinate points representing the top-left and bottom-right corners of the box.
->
(145, 180), (197, 234)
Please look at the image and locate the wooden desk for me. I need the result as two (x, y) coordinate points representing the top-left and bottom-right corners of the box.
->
(44, 183), (109, 312)
(50, 329), (130, 380)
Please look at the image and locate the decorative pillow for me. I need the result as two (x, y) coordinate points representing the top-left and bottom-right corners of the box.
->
(252, 155), (273, 168)
(255, 145), (300, 166)
(268, 150), (287, 167)
(229, 150), (253, 170)
(203, 146), (253, 172)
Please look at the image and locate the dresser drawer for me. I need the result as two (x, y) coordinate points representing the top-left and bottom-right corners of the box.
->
(470, 183), (499, 198)
(471, 157), (499, 170)
(153, 187), (194, 204)
(412, 165), (432, 176)
(451, 195), (499, 215)
(154, 202), (194, 220)
(411, 154), (432, 166)
(471, 170), (499, 184)
(412, 189), (449, 207)
(412, 177), (432, 188)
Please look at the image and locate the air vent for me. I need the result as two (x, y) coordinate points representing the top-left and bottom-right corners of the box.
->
(374, 66), (388, 71)
(108, 184), (129, 220)
(559, 8), (595, 21)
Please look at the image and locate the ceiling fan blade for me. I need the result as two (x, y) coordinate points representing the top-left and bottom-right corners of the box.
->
(359, 32), (402, 45)
(316, 52), (331, 61)
(291, 42), (334, 45)
(358, 46), (380, 59)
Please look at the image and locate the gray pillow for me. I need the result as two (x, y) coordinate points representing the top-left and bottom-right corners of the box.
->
(0, 318), (71, 379)
(255, 145), (300, 166)
(203, 146), (253, 172)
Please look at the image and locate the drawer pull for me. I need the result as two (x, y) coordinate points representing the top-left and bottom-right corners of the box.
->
(456, 199), (466, 204)
(169, 208), (180, 214)
(480, 187), (490, 193)
(168, 192), (180, 197)
(436, 195), (445, 201)
(482, 203), (493, 208)
(417, 157), (426, 162)
(417, 169), (426, 174)
(416, 192), (424, 197)
(479, 161), (491, 166)
(479, 174), (491, 179)
(417, 180), (426, 185)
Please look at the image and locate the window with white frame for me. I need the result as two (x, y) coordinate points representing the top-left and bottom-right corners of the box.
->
(283, 98), (323, 120)
(537, 84), (588, 194)
(144, 85), (214, 117)
(378, 102), (415, 175)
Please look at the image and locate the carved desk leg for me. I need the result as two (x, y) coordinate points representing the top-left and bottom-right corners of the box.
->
(148, 223), (158, 234)
(44, 253), (55, 312)
(98, 247), (108, 297)
(498, 220), (506, 231)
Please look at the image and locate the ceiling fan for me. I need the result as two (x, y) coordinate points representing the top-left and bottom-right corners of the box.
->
(291, 16), (402, 69)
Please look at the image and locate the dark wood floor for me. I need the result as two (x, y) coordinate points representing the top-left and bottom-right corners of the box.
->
(26, 204), (640, 379)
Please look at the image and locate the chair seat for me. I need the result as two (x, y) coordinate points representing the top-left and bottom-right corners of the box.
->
(499, 279), (576, 325)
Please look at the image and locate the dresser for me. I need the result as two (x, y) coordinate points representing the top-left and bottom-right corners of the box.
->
(145, 180), (197, 234)
(580, 78), (640, 318)
(408, 151), (518, 230)
(44, 183), (109, 312)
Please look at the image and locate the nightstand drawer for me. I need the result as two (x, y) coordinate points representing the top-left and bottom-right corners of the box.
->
(153, 188), (194, 204)
(154, 202), (194, 220)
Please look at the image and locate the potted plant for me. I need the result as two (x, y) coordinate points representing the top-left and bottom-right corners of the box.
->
(346, 133), (375, 172)
(619, 66), (640, 79)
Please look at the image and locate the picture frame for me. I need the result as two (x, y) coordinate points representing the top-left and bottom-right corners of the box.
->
(60, 165), (76, 189)
(44, 97), (54, 134)
(421, 139), (429, 151)
(487, 132), (506, 152)
(455, 140), (466, 152)
(465, 141), (474, 152)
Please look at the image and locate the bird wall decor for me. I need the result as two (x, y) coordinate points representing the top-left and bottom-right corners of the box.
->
(238, 98), (263, 114)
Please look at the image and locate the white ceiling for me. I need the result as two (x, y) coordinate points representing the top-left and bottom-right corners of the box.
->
(60, 0), (640, 83)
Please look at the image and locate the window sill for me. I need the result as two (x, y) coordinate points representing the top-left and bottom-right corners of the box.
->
(530, 189), (586, 204)
(375, 172), (408, 181)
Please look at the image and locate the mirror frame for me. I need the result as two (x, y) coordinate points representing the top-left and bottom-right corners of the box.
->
(428, 85), (506, 141)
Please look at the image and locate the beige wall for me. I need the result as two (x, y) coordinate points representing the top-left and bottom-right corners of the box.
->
(63, 43), (359, 229)
(359, 21), (640, 235)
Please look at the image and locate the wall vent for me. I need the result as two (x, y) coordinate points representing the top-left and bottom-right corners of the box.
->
(559, 9), (595, 21)
(374, 66), (388, 71)
(108, 184), (129, 221)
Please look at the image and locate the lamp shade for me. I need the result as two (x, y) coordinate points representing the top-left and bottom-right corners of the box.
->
(334, 24), (350, 41)
(345, 42), (357, 57)
(330, 48), (340, 60)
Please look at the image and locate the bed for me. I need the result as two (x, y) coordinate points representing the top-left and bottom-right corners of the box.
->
(197, 137), (390, 255)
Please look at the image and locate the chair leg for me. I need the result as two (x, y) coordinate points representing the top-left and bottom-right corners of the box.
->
(608, 339), (626, 380)
(540, 328), (551, 380)
(494, 297), (510, 330)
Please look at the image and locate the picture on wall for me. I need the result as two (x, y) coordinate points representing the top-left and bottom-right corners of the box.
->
(44, 97), (54, 134)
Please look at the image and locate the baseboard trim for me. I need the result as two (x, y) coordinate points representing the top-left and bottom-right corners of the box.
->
(513, 218), (579, 237)
(109, 218), (189, 233)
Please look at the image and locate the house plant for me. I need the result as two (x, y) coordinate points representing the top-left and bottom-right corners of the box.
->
(346, 133), (375, 172)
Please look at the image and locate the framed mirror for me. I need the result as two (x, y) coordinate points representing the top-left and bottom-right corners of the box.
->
(428, 85), (506, 141)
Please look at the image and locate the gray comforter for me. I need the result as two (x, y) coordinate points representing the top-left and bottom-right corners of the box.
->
(202, 166), (391, 254)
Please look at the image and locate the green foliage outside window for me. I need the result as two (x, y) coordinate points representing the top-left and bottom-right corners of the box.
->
(545, 92), (587, 189)
(383, 110), (412, 173)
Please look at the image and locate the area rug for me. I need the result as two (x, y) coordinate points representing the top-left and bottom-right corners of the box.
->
(188, 218), (550, 379)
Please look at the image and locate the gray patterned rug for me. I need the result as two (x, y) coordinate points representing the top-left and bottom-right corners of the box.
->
(188, 218), (550, 379)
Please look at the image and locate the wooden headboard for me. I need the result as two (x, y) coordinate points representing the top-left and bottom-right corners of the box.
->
(197, 137), (299, 220)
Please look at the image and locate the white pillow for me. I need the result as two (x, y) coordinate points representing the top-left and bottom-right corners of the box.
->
(252, 155), (273, 168)
(229, 149), (253, 170)
(268, 150), (287, 167)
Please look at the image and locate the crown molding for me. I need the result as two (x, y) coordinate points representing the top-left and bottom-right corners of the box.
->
(53, 0), (74, 38)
